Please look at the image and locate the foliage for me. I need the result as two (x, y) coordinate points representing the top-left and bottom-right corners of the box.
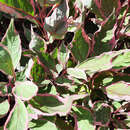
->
(0, 0), (130, 129)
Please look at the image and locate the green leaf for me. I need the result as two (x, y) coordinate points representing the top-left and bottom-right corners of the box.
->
(2, 19), (22, 69)
(82, 0), (93, 9)
(72, 106), (95, 130)
(93, 101), (111, 126)
(13, 81), (38, 101)
(25, 58), (34, 79)
(16, 67), (27, 81)
(75, 0), (92, 13)
(58, 43), (70, 68)
(5, 98), (28, 130)
(102, 75), (130, 87)
(71, 29), (89, 62)
(76, 49), (130, 77)
(29, 119), (58, 130)
(39, 81), (57, 95)
(55, 116), (74, 130)
(106, 81), (130, 101)
(31, 58), (45, 83)
(0, 0), (34, 16)
(90, 88), (107, 102)
(37, 0), (61, 6)
(55, 76), (75, 92)
(30, 94), (87, 116)
(44, 0), (69, 39)
(91, 0), (118, 19)
(125, 113), (130, 128)
(92, 11), (115, 56)
(76, 52), (113, 77)
(98, 126), (109, 130)
(0, 44), (14, 76)
(38, 52), (56, 71)
(29, 27), (45, 53)
(112, 50), (130, 69)
(67, 68), (87, 80)
(112, 101), (121, 109)
(56, 64), (63, 74)
(26, 104), (38, 121)
(0, 82), (8, 95)
(0, 99), (10, 118)
(0, 2), (25, 18)
(68, 0), (75, 16)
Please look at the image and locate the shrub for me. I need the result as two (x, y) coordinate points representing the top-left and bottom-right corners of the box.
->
(0, 0), (130, 129)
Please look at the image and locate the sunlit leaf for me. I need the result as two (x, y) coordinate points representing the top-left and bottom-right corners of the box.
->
(67, 68), (87, 80)
(106, 81), (130, 101)
(29, 119), (58, 130)
(0, 44), (14, 76)
(0, 99), (10, 118)
(13, 81), (38, 101)
(5, 98), (28, 130)
(2, 19), (22, 69)
(111, 50), (130, 69)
